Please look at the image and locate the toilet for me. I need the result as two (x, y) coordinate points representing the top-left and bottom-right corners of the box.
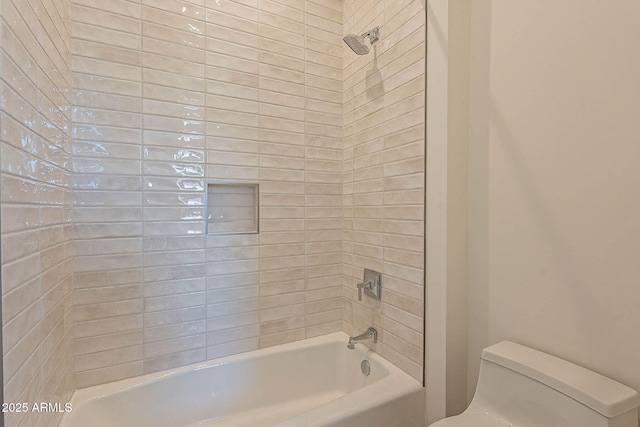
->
(430, 341), (640, 427)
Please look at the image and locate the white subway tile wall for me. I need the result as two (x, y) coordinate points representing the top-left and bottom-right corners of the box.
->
(0, 0), (74, 426)
(0, 0), (424, 409)
(342, 0), (425, 380)
(71, 0), (145, 388)
(68, 0), (351, 388)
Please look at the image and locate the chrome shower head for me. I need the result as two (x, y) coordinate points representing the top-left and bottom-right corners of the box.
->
(343, 34), (370, 55)
(343, 26), (379, 55)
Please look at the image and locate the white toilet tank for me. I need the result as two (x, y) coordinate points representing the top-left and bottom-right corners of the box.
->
(466, 341), (640, 427)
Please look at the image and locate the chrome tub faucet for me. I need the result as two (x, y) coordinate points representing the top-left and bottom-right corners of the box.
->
(347, 327), (378, 349)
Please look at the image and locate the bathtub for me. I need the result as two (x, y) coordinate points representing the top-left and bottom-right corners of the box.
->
(60, 332), (424, 427)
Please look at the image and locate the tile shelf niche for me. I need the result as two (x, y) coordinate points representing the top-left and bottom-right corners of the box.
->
(206, 183), (259, 235)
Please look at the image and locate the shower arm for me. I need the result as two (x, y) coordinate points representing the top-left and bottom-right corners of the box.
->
(362, 27), (380, 44)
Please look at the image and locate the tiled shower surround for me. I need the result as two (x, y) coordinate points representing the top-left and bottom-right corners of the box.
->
(1, 0), (424, 423)
(342, 0), (425, 379)
(0, 0), (74, 426)
(70, 0), (348, 387)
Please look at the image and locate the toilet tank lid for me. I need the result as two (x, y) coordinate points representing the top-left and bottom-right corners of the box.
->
(482, 341), (640, 418)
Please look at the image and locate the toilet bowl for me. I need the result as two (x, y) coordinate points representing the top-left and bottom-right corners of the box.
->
(430, 341), (640, 427)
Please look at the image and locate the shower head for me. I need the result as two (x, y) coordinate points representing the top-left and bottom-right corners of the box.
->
(343, 26), (379, 55)
(343, 34), (370, 55)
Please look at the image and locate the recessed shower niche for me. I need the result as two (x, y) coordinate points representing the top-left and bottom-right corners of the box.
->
(206, 183), (259, 235)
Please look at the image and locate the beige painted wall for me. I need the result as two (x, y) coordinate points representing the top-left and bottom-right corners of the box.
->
(466, 0), (640, 417)
(426, 1), (471, 420)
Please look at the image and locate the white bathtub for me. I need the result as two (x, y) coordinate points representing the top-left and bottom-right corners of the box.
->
(60, 332), (424, 427)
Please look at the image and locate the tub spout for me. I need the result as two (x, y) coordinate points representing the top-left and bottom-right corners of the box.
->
(347, 327), (377, 350)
